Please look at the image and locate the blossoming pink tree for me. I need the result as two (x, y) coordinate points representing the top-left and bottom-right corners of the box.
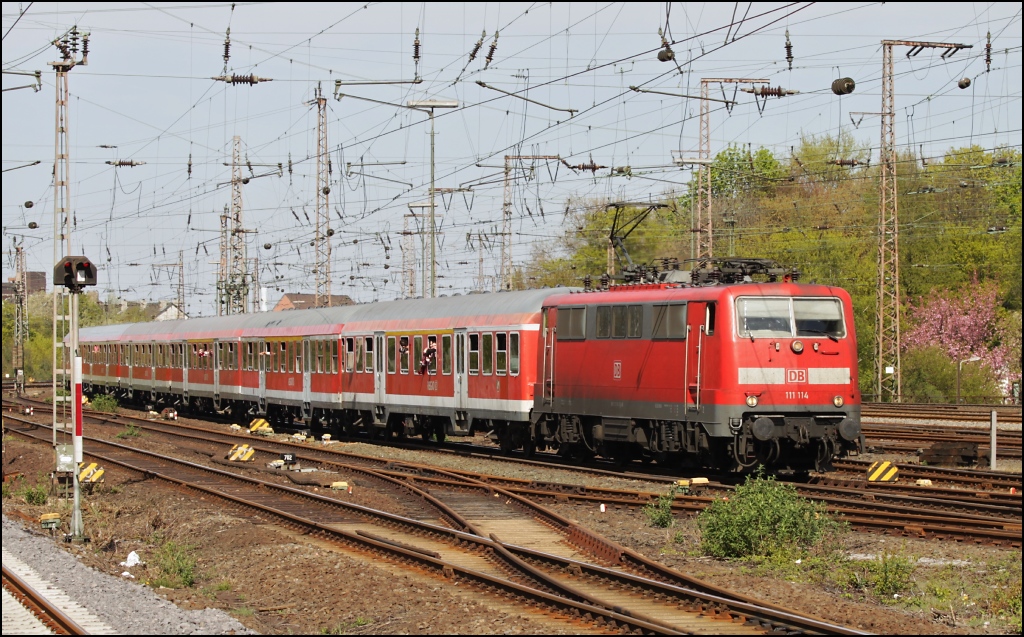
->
(903, 282), (1021, 396)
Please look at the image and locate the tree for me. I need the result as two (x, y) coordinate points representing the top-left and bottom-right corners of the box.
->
(903, 281), (1019, 398)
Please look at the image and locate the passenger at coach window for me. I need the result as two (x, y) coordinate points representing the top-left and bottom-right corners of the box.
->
(420, 336), (437, 375)
(399, 336), (409, 356)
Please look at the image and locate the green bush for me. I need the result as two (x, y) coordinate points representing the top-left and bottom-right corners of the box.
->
(22, 484), (49, 506)
(114, 423), (142, 439)
(153, 541), (198, 588)
(867, 550), (916, 597)
(642, 485), (680, 528)
(90, 394), (120, 414)
(697, 472), (844, 559)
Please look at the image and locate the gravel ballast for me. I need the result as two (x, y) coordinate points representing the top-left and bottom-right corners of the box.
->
(2, 515), (254, 635)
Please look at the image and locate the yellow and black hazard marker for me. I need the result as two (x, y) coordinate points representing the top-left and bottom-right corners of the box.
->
(78, 462), (105, 484)
(867, 460), (899, 482)
(249, 418), (274, 436)
(227, 444), (256, 462)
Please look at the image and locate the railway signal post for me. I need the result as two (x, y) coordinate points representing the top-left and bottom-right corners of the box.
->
(53, 255), (97, 542)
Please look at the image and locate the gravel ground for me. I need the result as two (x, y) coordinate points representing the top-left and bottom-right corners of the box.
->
(1, 515), (253, 635)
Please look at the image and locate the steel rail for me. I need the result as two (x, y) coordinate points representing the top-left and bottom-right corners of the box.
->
(4, 417), (862, 635)
(2, 565), (88, 636)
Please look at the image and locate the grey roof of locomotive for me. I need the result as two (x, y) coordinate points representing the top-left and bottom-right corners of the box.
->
(79, 288), (575, 342)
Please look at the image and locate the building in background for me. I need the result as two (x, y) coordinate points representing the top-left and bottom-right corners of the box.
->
(273, 293), (354, 312)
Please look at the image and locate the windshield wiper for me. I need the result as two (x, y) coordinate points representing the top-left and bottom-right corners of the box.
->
(798, 328), (839, 343)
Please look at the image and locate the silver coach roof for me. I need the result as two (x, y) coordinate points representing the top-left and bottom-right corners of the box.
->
(80, 288), (576, 341)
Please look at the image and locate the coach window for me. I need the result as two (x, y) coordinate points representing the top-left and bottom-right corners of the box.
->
(364, 337), (373, 372)
(413, 336), (423, 373)
(230, 343), (238, 370)
(496, 333), (508, 375)
(442, 334), (452, 375)
(556, 307), (586, 340)
(653, 303), (687, 339)
(387, 336), (397, 374)
(482, 333), (493, 375)
(509, 333), (520, 375)
(345, 338), (355, 372)
(469, 334), (480, 374)
(319, 341), (327, 374)
(400, 336), (410, 374)
(331, 340), (339, 374)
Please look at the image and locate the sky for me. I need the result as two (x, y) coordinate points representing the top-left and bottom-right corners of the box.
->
(2, 2), (1020, 317)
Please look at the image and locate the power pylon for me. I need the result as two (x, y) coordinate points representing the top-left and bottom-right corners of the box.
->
(218, 136), (254, 315)
(311, 84), (332, 308)
(876, 39), (969, 402)
(153, 251), (186, 317)
(501, 155), (559, 290)
(694, 78), (768, 260)
(401, 213), (418, 298)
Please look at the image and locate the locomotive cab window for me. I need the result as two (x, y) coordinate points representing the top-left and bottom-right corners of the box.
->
(736, 297), (846, 339)
(652, 304), (687, 339)
(794, 299), (846, 339)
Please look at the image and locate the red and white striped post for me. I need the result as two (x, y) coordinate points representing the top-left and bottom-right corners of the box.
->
(71, 355), (84, 538)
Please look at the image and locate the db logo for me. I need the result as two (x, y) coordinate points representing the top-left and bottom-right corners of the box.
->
(613, 360), (622, 380)
(787, 369), (807, 383)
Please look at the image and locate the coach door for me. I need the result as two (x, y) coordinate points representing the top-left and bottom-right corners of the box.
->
(373, 332), (386, 405)
(454, 329), (468, 413)
(685, 302), (708, 412)
(301, 339), (312, 417)
(540, 309), (555, 406)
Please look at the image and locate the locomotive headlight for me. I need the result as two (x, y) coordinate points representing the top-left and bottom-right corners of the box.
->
(791, 340), (804, 353)
(746, 395), (759, 408)
(833, 395), (844, 408)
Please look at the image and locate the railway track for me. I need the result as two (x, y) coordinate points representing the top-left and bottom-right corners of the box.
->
(4, 414), (861, 636)
(862, 403), (1022, 425)
(2, 562), (88, 635)
(7, 399), (1020, 548)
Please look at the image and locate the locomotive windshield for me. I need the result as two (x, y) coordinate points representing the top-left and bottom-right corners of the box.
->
(736, 297), (846, 339)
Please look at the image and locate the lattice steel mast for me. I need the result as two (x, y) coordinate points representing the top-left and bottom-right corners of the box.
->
(501, 155), (559, 290)
(312, 85), (332, 307)
(876, 39), (969, 402)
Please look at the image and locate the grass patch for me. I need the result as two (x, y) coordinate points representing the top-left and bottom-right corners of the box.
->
(697, 471), (845, 559)
(22, 483), (49, 506)
(231, 607), (254, 617)
(151, 540), (198, 588)
(90, 394), (120, 414)
(114, 424), (142, 439)
(642, 485), (680, 528)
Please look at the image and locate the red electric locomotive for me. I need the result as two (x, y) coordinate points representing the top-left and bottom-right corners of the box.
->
(79, 260), (861, 471)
